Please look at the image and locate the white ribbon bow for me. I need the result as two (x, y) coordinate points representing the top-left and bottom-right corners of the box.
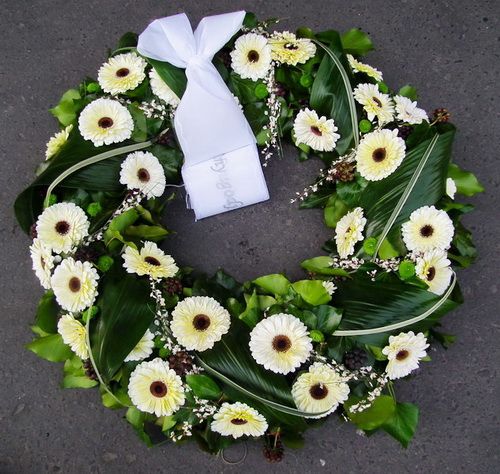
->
(138, 11), (269, 219)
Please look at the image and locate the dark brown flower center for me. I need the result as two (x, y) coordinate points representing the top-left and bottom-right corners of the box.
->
(116, 67), (130, 77)
(396, 349), (409, 361)
(192, 314), (211, 331)
(68, 277), (81, 293)
(55, 220), (70, 235)
(137, 168), (150, 182)
(98, 117), (114, 129)
(310, 125), (322, 136)
(144, 256), (161, 266)
(372, 96), (383, 107)
(420, 225), (434, 237)
(284, 42), (299, 50)
(272, 335), (292, 352)
(149, 381), (168, 398)
(372, 147), (387, 162)
(247, 50), (260, 62)
(230, 418), (248, 425)
(427, 266), (436, 281)
(309, 383), (329, 400)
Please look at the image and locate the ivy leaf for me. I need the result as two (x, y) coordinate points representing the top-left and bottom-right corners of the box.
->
(382, 402), (419, 448)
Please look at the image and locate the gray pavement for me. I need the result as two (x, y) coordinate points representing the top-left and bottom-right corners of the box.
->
(1, 0), (499, 472)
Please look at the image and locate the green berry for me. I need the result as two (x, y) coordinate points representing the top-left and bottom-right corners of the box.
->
(359, 119), (372, 133)
(399, 260), (416, 280)
(254, 83), (268, 99)
(87, 202), (102, 217)
(310, 329), (325, 343)
(363, 237), (378, 255)
(299, 73), (313, 88)
(97, 255), (114, 272)
(377, 81), (389, 94)
(86, 82), (101, 93)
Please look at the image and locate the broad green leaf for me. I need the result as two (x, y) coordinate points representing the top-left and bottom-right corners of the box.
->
(62, 374), (98, 389)
(35, 291), (59, 334)
(365, 344), (388, 361)
(448, 163), (484, 196)
(239, 291), (261, 327)
(292, 280), (331, 305)
(253, 274), (291, 296)
(186, 374), (222, 400)
(336, 178), (368, 207)
(324, 194), (349, 228)
(123, 224), (168, 241)
(301, 256), (350, 277)
(398, 85), (418, 101)
(146, 58), (186, 99)
(26, 334), (73, 362)
(104, 208), (139, 245)
(341, 29), (374, 55)
(149, 145), (184, 183)
(117, 31), (138, 49)
(345, 395), (396, 430)
(382, 402), (419, 448)
(313, 305), (342, 334)
(378, 238), (400, 259)
(49, 89), (81, 126)
(128, 104), (147, 142)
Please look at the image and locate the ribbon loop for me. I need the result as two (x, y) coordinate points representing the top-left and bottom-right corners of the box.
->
(138, 11), (269, 220)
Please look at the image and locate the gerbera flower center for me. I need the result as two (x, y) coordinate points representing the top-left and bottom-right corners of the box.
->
(230, 417), (248, 425)
(284, 42), (299, 50)
(372, 147), (387, 162)
(55, 220), (70, 235)
(98, 117), (114, 129)
(192, 314), (211, 331)
(68, 277), (81, 293)
(309, 383), (329, 400)
(144, 256), (161, 266)
(137, 168), (150, 182)
(149, 380), (168, 398)
(272, 335), (292, 352)
(116, 67), (130, 77)
(420, 225), (434, 237)
(310, 125), (323, 136)
(396, 349), (409, 360)
(247, 50), (260, 63)
(427, 266), (436, 281)
(372, 96), (383, 107)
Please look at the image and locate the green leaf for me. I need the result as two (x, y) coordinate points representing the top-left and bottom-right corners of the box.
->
(148, 145), (184, 183)
(336, 178), (368, 208)
(324, 194), (349, 228)
(313, 305), (342, 334)
(123, 224), (169, 242)
(448, 163), (484, 196)
(35, 291), (59, 334)
(146, 58), (186, 99)
(26, 334), (73, 362)
(365, 344), (388, 361)
(186, 374), (222, 400)
(49, 89), (81, 126)
(378, 238), (400, 259)
(125, 407), (153, 447)
(301, 256), (350, 277)
(239, 291), (261, 327)
(128, 104), (147, 142)
(292, 280), (331, 306)
(341, 29), (374, 55)
(117, 31), (138, 49)
(62, 374), (98, 389)
(253, 274), (291, 296)
(345, 395), (396, 430)
(398, 85), (418, 101)
(91, 269), (155, 381)
(382, 402), (419, 448)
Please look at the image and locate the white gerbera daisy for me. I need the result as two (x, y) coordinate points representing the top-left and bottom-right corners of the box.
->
(170, 296), (231, 351)
(322, 281), (337, 296)
(446, 177), (457, 199)
(292, 363), (350, 418)
(415, 249), (453, 295)
(149, 68), (180, 107)
(382, 331), (429, 380)
(119, 151), (166, 198)
(78, 98), (134, 147)
(353, 83), (394, 124)
(211, 402), (268, 438)
(355, 128), (406, 181)
(335, 207), (367, 258)
(36, 202), (89, 254)
(249, 313), (312, 374)
(124, 329), (155, 362)
(57, 313), (88, 359)
(268, 31), (316, 66)
(128, 358), (185, 417)
(347, 54), (383, 82)
(122, 241), (178, 280)
(293, 108), (340, 152)
(230, 33), (272, 81)
(401, 206), (454, 252)
(97, 52), (147, 95)
(30, 238), (54, 289)
(393, 95), (428, 124)
(45, 124), (73, 160)
(51, 258), (99, 312)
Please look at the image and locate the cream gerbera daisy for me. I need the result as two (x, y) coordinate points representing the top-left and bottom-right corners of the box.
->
(401, 206), (454, 252)
(347, 54), (383, 82)
(393, 95), (428, 124)
(119, 151), (166, 198)
(45, 124), (73, 160)
(230, 33), (272, 81)
(335, 207), (367, 258)
(268, 31), (316, 66)
(128, 358), (185, 417)
(293, 108), (340, 152)
(446, 177), (457, 199)
(149, 68), (180, 107)
(57, 313), (88, 359)
(170, 296), (231, 351)
(124, 329), (155, 362)
(78, 98), (134, 147)
(415, 249), (453, 295)
(51, 258), (99, 312)
(355, 128), (406, 181)
(249, 313), (312, 374)
(292, 363), (350, 418)
(211, 402), (268, 438)
(30, 238), (54, 289)
(97, 52), (147, 95)
(382, 331), (429, 380)
(353, 83), (394, 124)
(36, 202), (89, 254)
(122, 241), (178, 280)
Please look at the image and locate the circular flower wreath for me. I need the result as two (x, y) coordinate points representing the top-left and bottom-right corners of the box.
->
(15, 13), (484, 460)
